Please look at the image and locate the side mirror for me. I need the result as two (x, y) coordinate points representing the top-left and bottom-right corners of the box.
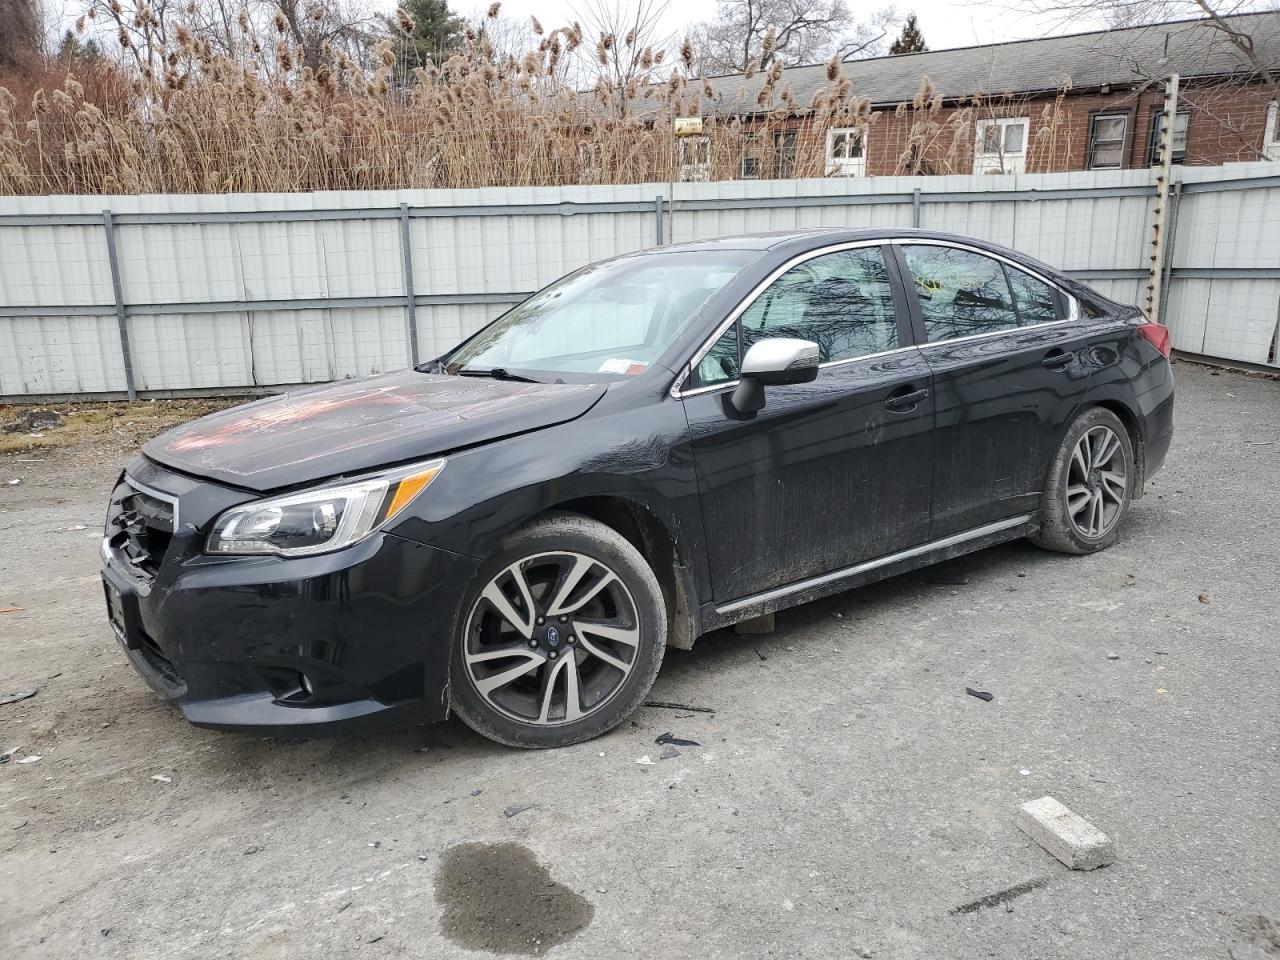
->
(731, 337), (820, 413)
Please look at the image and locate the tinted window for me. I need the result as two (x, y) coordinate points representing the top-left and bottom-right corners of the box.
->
(691, 247), (898, 388)
(902, 245), (1020, 343)
(1007, 266), (1061, 326)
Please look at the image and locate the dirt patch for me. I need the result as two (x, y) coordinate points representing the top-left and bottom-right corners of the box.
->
(435, 841), (593, 956)
(0, 398), (240, 462)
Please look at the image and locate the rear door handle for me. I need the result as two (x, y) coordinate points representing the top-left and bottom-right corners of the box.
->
(1042, 348), (1074, 370)
(884, 386), (929, 412)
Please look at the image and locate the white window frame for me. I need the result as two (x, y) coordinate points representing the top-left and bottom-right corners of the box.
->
(678, 135), (710, 182)
(1088, 113), (1128, 170)
(974, 117), (1030, 174)
(1264, 101), (1280, 161)
(825, 127), (868, 177)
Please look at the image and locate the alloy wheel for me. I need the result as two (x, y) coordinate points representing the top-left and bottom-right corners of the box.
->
(462, 551), (641, 726)
(1066, 425), (1128, 538)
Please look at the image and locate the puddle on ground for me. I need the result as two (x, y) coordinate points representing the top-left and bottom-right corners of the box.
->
(435, 841), (594, 956)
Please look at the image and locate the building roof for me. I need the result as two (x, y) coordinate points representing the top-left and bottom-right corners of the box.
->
(700, 11), (1280, 113)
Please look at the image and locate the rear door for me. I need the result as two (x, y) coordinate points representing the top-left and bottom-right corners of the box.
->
(680, 243), (935, 604)
(892, 242), (1092, 538)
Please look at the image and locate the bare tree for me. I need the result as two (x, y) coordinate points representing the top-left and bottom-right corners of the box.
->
(688, 0), (898, 75)
(571, 0), (674, 115)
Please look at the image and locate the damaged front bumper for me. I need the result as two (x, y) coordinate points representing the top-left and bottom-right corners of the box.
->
(100, 461), (479, 737)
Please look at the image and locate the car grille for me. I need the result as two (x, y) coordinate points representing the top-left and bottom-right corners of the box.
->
(106, 476), (177, 581)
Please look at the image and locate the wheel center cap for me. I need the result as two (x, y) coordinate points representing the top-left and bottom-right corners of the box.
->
(544, 625), (561, 648)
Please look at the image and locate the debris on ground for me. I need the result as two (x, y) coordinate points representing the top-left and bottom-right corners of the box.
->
(655, 732), (700, 747)
(0, 688), (37, 706)
(0, 607), (25, 614)
(243, 846), (260, 855)
(755, 649), (768, 661)
(150, 774), (172, 784)
(1198, 593), (1211, 603)
(7, 479), (20, 486)
(950, 878), (1048, 915)
(644, 700), (715, 713)
(733, 612), (775, 635)
(659, 745), (680, 760)
(1106, 653), (1121, 660)
(1017, 796), (1116, 870)
(635, 755), (655, 765)
(1019, 768), (1031, 776)
(17, 755), (42, 764)
(503, 803), (536, 818)
(3, 410), (64, 433)
(965, 687), (994, 702)
(0, 746), (21, 763)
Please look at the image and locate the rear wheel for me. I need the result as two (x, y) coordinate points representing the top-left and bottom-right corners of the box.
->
(1032, 407), (1135, 555)
(449, 512), (666, 748)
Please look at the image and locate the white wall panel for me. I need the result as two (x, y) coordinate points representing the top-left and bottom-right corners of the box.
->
(3, 166), (1280, 396)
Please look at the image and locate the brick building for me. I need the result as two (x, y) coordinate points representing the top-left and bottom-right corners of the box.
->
(679, 12), (1280, 180)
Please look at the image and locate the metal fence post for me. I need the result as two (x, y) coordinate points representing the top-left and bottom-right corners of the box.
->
(912, 187), (922, 228)
(399, 203), (420, 366)
(1159, 176), (1183, 327)
(654, 195), (665, 245)
(101, 209), (137, 402)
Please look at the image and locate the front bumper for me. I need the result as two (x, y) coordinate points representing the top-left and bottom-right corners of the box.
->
(101, 463), (479, 737)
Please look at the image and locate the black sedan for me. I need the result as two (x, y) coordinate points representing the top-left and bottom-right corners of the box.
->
(101, 229), (1174, 747)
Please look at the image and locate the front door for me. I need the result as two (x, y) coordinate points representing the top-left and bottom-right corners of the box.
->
(893, 242), (1093, 538)
(680, 244), (935, 604)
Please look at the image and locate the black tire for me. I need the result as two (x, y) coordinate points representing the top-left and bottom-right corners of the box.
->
(449, 511), (666, 748)
(1032, 406), (1136, 555)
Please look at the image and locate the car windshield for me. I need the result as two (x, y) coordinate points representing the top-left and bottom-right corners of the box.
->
(442, 250), (755, 380)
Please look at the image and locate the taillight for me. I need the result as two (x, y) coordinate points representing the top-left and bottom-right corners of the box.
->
(1136, 323), (1171, 358)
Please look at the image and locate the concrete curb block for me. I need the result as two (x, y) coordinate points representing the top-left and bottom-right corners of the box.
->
(1017, 796), (1116, 871)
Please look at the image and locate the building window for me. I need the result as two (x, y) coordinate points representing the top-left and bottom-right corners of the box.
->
(772, 131), (797, 178)
(740, 134), (762, 179)
(1088, 113), (1128, 169)
(1265, 101), (1280, 160)
(678, 135), (710, 182)
(1147, 110), (1189, 165)
(974, 118), (1030, 174)
(825, 127), (867, 176)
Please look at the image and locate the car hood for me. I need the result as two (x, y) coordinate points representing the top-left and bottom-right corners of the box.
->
(143, 371), (607, 492)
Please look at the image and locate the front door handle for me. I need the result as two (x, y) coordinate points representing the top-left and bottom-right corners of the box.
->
(885, 386), (929, 412)
(1042, 348), (1074, 370)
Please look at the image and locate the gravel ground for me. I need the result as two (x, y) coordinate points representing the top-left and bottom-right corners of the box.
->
(1, 362), (1278, 960)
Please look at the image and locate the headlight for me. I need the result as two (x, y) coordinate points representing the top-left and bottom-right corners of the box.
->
(205, 458), (445, 557)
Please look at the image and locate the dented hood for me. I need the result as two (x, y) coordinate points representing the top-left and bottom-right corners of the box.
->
(144, 371), (607, 492)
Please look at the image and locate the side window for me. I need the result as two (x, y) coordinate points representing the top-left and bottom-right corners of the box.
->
(739, 248), (898, 364)
(694, 323), (740, 387)
(689, 247), (899, 389)
(1006, 266), (1061, 326)
(902, 245), (1020, 343)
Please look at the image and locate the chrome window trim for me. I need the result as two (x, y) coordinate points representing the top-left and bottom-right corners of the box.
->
(669, 236), (1080, 399)
(715, 514), (1032, 616)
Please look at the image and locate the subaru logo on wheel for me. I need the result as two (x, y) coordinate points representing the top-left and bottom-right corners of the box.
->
(545, 626), (560, 647)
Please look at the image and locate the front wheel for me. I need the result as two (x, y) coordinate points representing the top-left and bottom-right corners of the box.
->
(449, 512), (667, 748)
(1032, 407), (1135, 555)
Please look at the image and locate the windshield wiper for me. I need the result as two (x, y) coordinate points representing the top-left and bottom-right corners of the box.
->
(456, 366), (542, 384)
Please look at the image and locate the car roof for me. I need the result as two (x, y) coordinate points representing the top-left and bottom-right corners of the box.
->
(661, 228), (1016, 255)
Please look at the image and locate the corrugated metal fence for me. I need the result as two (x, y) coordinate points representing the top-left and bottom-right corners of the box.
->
(2, 164), (1278, 400)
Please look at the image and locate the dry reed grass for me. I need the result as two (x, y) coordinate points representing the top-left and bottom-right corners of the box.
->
(0, 10), (1074, 195)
